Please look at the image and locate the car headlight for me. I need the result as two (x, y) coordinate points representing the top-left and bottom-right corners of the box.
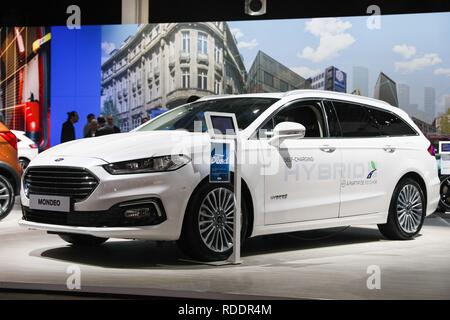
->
(103, 155), (191, 175)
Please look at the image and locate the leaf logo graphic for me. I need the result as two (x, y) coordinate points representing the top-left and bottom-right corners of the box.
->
(367, 161), (377, 179)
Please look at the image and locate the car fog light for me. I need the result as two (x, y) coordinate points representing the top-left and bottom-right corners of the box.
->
(24, 181), (30, 198)
(124, 208), (152, 219)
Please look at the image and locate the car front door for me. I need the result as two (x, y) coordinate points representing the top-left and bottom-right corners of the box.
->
(260, 100), (342, 225)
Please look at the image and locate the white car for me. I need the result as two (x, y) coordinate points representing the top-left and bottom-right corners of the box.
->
(11, 130), (39, 169)
(19, 90), (440, 261)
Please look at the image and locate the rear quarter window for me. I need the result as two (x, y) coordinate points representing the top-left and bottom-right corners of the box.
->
(371, 108), (417, 136)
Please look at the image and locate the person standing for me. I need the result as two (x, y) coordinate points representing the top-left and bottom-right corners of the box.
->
(61, 111), (79, 143)
(83, 113), (96, 138)
(141, 115), (149, 124)
(86, 119), (98, 137)
(106, 115), (121, 133)
(95, 116), (114, 137)
(187, 95), (200, 103)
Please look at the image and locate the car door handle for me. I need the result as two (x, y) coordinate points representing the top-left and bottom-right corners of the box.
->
(320, 145), (336, 153)
(383, 145), (396, 153)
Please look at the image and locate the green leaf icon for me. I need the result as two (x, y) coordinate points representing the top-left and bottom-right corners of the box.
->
(371, 161), (377, 170)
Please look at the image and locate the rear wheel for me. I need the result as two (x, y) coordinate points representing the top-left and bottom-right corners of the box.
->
(378, 178), (425, 240)
(59, 234), (108, 246)
(0, 175), (15, 221)
(178, 183), (248, 262)
(438, 176), (450, 212)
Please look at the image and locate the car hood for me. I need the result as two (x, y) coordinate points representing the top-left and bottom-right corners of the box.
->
(38, 131), (208, 163)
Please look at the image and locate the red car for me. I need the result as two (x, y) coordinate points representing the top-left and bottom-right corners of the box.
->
(0, 122), (22, 220)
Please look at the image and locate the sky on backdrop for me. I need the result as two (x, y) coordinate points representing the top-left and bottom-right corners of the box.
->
(101, 24), (139, 64)
(101, 12), (450, 115)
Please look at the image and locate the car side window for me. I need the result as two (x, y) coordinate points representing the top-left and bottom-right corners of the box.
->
(332, 101), (377, 137)
(332, 100), (417, 137)
(259, 100), (326, 139)
(323, 100), (341, 137)
(369, 108), (417, 136)
(259, 118), (274, 139)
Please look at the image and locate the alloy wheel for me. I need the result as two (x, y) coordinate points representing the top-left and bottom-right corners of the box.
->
(396, 184), (423, 233)
(198, 187), (235, 253)
(439, 177), (450, 210)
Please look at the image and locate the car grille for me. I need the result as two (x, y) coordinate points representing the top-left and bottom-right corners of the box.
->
(24, 166), (99, 202)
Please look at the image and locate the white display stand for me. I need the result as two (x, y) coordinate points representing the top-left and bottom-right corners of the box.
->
(439, 141), (450, 175)
(204, 112), (242, 265)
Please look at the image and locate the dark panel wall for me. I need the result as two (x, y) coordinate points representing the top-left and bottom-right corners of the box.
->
(0, 0), (449, 26)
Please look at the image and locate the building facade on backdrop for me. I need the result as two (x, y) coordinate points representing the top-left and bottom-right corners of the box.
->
(247, 50), (308, 93)
(409, 103), (420, 119)
(424, 87), (436, 123)
(352, 66), (369, 97)
(412, 116), (435, 134)
(397, 83), (410, 113)
(446, 95), (450, 113)
(397, 83), (423, 119)
(309, 66), (347, 93)
(101, 23), (247, 132)
(374, 72), (399, 107)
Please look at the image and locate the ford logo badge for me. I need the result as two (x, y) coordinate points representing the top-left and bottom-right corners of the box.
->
(54, 158), (64, 162)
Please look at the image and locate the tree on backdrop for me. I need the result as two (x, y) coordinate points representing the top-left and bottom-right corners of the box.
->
(102, 100), (120, 126)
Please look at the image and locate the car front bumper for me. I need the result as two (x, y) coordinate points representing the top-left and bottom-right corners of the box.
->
(19, 156), (200, 240)
(427, 175), (440, 216)
(18, 219), (182, 240)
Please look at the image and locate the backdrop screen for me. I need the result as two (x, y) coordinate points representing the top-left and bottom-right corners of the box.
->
(2, 12), (449, 147)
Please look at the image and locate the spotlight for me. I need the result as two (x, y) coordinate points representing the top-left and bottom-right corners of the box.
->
(245, 0), (267, 16)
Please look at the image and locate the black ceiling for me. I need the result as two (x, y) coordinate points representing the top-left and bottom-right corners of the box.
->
(1, 0), (449, 26)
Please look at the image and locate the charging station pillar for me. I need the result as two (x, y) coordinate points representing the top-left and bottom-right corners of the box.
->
(228, 137), (242, 264)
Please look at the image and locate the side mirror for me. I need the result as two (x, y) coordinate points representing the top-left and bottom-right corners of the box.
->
(269, 121), (306, 147)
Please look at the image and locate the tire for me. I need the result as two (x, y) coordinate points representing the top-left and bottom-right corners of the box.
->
(177, 182), (249, 262)
(59, 233), (108, 246)
(19, 158), (30, 170)
(378, 178), (426, 240)
(0, 175), (15, 221)
(438, 175), (450, 212)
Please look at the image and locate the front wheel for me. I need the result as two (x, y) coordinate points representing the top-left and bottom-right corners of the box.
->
(0, 175), (15, 221)
(178, 183), (248, 262)
(378, 178), (425, 240)
(59, 234), (108, 246)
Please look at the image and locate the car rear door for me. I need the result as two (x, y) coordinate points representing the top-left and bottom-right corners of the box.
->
(328, 100), (403, 217)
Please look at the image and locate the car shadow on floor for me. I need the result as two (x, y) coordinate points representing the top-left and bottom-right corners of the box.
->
(32, 226), (386, 270)
(242, 226), (384, 257)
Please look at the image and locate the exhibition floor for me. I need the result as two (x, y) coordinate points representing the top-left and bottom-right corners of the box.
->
(1, 198), (450, 299)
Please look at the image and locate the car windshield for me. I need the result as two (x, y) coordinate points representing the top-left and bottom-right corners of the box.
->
(137, 97), (278, 132)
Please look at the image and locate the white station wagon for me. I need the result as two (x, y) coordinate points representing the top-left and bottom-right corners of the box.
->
(20, 90), (440, 261)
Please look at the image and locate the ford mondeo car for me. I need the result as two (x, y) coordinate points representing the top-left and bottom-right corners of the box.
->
(19, 90), (440, 261)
